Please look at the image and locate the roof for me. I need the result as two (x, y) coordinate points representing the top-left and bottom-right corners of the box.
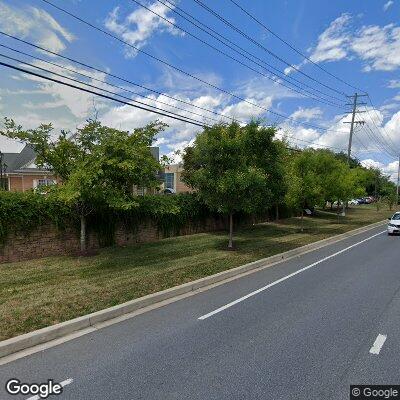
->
(1, 145), (160, 174)
(1, 145), (41, 173)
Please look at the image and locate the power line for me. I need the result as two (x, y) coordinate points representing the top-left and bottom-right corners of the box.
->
(36, 0), (350, 133)
(227, 0), (365, 94)
(362, 122), (398, 159)
(0, 44), (230, 126)
(0, 53), (350, 148)
(192, 0), (347, 96)
(148, 0), (345, 106)
(0, 31), (239, 123)
(158, 0), (344, 104)
(0, 60), (208, 127)
(365, 96), (400, 152)
(0, 59), (354, 157)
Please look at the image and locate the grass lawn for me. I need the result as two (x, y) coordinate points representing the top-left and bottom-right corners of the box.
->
(0, 204), (396, 341)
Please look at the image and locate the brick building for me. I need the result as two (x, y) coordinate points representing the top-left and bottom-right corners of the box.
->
(0, 146), (192, 195)
(0, 145), (57, 192)
(163, 163), (192, 194)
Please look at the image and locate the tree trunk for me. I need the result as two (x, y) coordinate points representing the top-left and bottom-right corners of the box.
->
(275, 203), (279, 221)
(80, 214), (86, 253)
(300, 209), (304, 232)
(228, 212), (234, 250)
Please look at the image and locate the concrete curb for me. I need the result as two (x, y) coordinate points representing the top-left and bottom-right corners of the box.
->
(0, 220), (386, 358)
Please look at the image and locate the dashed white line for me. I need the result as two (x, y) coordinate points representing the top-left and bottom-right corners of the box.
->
(369, 334), (387, 355)
(198, 230), (385, 320)
(26, 378), (73, 400)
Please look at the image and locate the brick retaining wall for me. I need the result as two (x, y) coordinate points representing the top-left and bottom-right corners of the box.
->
(0, 217), (228, 263)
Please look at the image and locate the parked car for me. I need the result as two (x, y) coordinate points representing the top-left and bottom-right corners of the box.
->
(387, 212), (400, 236)
(349, 199), (359, 205)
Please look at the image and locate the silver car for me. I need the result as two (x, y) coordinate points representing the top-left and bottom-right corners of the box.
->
(388, 212), (400, 235)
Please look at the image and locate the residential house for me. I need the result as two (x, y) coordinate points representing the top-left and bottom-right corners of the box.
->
(163, 163), (192, 194)
(0, 145), (57, 192)
(0, 146), (191, 195)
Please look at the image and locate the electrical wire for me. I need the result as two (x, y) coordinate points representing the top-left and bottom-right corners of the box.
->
(146, 0), (346, 106)
(192, 0), (347, 96)
(36, 0), (350, 133)
(0, 44), (231, 126)
(0, 60), (208, 127)
(0, 31), (240, 123)
(227, 0), (366, 93)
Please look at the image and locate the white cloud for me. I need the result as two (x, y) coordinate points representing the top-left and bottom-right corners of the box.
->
(383, 0), (394, 11)
(310, 14), (351, 63)
(361, 158), (399, 182)
(220, 97), (272, 120)
(351, 24), (400, 72)
(290, 107), (323, 121)
(361, 158), (383, 169)
(306, 13), (400, 72)
(105, 2), (182, 58)
(0, 1), (74, 53)
(388, 80), (400, 88)
(17, 60), (111, 119)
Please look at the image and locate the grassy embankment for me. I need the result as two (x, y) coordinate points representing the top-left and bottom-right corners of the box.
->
(0, 204), (395, 340)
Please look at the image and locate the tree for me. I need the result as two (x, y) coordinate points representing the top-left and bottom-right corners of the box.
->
(285, 149), (324, 231)
(182, 121), (284, 249)
(1, 118), (166, 252)
(334, 151), (361, 169)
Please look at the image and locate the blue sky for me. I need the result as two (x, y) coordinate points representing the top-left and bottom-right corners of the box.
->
(0, 0), (400, 179)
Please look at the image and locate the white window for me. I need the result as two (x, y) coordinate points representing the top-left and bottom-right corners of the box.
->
(33, 179), (56, 190)
(37, 179), (56, 187)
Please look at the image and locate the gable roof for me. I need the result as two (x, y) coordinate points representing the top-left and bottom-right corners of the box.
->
(2, 145), (42, 173)
(2, 145), (160, 174)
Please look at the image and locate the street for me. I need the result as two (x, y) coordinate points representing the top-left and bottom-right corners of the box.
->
(1, 225), (399, 400)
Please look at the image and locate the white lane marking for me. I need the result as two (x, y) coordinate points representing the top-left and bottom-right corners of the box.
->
(26, 378), (73, 400)
(198, 230), (385, 320)
(369, 334), (387, 355)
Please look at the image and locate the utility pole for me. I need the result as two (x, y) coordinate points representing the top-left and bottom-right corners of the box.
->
(344, 93), (367, 165)
(397, 154), (400, 208)
(341, 93), (367, 215)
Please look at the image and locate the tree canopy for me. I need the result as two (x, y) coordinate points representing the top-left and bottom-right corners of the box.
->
(1, 118), (167, 251)
(182, 121), (285, 248)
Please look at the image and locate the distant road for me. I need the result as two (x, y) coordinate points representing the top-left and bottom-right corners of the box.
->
(1, 225), (399, 400)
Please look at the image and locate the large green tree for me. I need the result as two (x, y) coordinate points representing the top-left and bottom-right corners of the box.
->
(182, 121), (284, 249)
(1, 118), (166, 252)
(285, 149), (324, 231)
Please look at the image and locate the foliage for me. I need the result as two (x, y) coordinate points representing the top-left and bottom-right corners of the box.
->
(1, 118), (168, 251)
(0, 191), (74, 244)
(0, 191), (217, 246)
(182, 121), (285, 248)
(285, 149), (324, 215)
(285, 149), (366, 229)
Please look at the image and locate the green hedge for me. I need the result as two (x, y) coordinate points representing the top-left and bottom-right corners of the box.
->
(0, 191), (223, 245)
(0, 190), (74, 244)
(0, 191), (290, 247)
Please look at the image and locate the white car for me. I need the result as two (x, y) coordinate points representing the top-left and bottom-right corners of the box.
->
(388, 212), (400, 235)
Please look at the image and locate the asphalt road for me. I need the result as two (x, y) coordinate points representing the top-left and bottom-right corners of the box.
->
(1, 225), (399, 400)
